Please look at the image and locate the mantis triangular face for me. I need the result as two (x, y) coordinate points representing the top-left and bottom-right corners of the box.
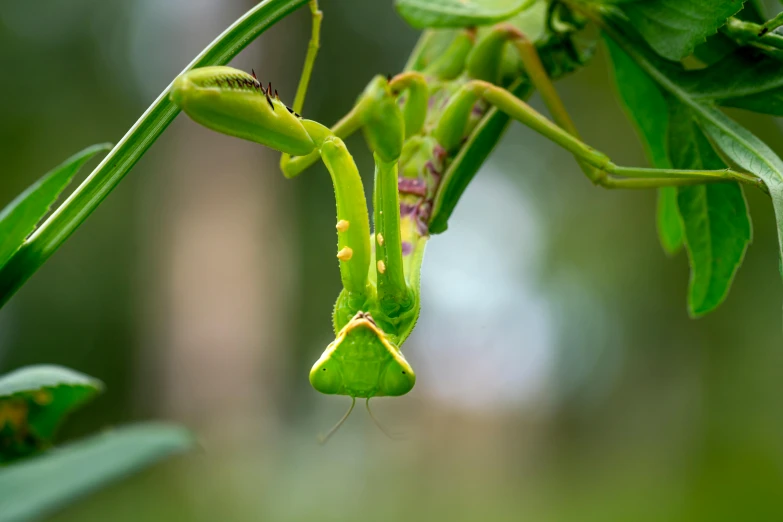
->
(309, 312), (415, 398)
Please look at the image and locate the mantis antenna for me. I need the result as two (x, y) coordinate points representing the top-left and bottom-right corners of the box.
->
(366, 398), (402, 440)
(318, 397), (356, 445)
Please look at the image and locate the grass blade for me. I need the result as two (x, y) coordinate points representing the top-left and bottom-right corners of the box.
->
(0, 144), (109, 270)
(0, 0), (309, 308)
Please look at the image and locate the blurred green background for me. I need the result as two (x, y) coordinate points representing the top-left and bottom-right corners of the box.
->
(1, 0), (783, 520)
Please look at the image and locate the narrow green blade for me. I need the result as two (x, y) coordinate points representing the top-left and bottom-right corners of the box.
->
(0, 423), (194, 522)
(0, 144), (110, 270)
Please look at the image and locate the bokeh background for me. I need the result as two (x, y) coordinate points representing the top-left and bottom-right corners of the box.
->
(2, 0), (783, 520)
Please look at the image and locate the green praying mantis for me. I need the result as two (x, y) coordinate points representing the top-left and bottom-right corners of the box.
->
(170, 0), (767, 440)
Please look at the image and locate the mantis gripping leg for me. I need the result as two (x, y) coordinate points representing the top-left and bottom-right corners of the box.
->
(433, 79), (766, 191)
(446, 26), (767, 192)
(170, 67), (372, 299)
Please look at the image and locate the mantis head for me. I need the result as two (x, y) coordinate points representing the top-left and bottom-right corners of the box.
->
(309, 311), (416, 399)
(170, 66), (317, 156)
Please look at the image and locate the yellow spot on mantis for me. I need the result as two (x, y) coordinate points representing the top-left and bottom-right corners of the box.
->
(377, 233), (384, 246)
(377, 260), (386, 274)
(336, 220), (350, 232)
(337, 247), (353, 261)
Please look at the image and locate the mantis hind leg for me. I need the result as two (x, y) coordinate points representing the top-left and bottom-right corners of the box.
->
(434, 79), (765, 191)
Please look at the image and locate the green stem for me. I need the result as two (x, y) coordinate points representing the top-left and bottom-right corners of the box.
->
(292, 0), (322, 115)
(0, 0), (309, 307)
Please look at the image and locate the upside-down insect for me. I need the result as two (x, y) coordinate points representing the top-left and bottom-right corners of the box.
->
(170, 0), (767, 440)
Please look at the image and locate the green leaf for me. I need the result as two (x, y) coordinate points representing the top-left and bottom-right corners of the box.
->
(0, 423), (193, 522)
(683, 48), (783, 116)
(395, 0), (535, 29)
(697, 106), (783, 274)
(667, 101), (751, 317)
(0, 144), (110, 270)
(693, 1), (766, 64)
(603, 34), (683, 255)
(602, 14), (783, 282)
(0, 365), (103, 463)
(619, 0), (745, 60)
(657, 187), (684, 256)
(0, 365), (101, 399)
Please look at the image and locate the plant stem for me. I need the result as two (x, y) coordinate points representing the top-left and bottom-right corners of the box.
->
(0, 0), (309, 307)
(292, 0), (322, 115)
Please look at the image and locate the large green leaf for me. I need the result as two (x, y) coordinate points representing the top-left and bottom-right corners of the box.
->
(667, 101), (751, 317)
(0, 365), (103, 463)
(604, 31), (752, 313)
(0, 423), (193, 522)
(0, 144), (109, 270)
(602, 15), (783, 281)
(697, 106), (783, 273)
(603, 34), (683, 255)
(683, 48), (783, 116)
(693, 1), (766, 65)
(395, 0), (535, 29)
(619, 0), (745, 60)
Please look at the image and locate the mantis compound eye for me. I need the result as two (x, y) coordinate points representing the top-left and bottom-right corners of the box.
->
(379, 356), (416, 397)
(170, 66), (317, 156)
(309, 355), (344, 395)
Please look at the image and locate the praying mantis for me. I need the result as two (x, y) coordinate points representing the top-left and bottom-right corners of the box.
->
(170, 0), (768, 440)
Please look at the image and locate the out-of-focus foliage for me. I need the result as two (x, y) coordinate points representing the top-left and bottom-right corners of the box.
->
(0, 365), (103, 463)
(0, 423), (193, 522)
(396, 0), (535, 28)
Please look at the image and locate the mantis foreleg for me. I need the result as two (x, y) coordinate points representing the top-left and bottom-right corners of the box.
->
(356, 76), (414, 312)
